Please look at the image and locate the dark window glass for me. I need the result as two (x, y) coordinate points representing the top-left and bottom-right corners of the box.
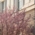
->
(0, 2), (4, 12)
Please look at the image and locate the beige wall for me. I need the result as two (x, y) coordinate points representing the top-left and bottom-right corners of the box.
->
(19, 8), (34, 27)
(25, 9), (34, 26)
(19, 0), (35, 27)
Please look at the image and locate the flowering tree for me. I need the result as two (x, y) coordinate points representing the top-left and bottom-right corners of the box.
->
(0, 8), (34, 35)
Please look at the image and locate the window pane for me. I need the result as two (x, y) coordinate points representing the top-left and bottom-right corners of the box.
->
(0, 2), (4, 12)
(3, 0), (7, 10)
(19, 0), (23, 10)
(2, 2), (4, 12)
(14, 0), (19, 11)
(0, 2), (2, 12)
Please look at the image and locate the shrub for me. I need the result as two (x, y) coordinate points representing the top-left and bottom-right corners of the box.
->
(0, 9), (34, 35)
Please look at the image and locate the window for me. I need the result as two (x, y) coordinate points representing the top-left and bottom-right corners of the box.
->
(0, 2), (2, 12)
(19, 0), (24, 10)
(13, 0), (25, 10)
(14, 0), (19, 11)
(2, 2), (4, 12)
(18, 0), (25, 10)
(0, 1), (4, 12)
(4, 0), (7, 10)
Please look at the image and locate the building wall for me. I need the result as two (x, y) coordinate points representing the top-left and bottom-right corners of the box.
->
(0, 0), (35, 35)
(19, 8), (34, 27)
(18, 0), (35, 27)
(25, 9), (34, 26)
(0, 0), (35, 25)
(0, 0), (34, 11)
